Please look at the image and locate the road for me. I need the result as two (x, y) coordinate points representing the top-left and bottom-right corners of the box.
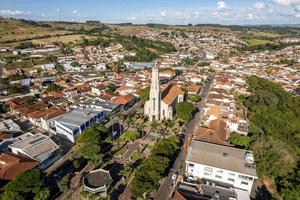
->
(153, 74), (215, 200)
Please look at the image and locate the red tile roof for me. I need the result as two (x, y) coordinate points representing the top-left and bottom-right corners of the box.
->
(0, 153), (38, 181)
(113, 94), (135, 105)
(162, 84), (183, 105)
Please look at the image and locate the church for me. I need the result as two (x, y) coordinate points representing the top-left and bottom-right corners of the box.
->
(144, 65), (184, 121)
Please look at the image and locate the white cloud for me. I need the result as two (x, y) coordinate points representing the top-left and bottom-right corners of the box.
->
(72, 10), (78, 14)
(254, 2), (265, 10)
(294, 12), (300, 17)
(295, 4), (300, 11)
(160, 11), (167, 17)
(56, 9), (61, 13)
(271, 0), (300, 6)
(0, 9), (31, 16)
(217, 1), (227, 11)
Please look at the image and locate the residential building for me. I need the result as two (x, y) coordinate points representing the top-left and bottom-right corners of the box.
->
(0, 152), (38, 188)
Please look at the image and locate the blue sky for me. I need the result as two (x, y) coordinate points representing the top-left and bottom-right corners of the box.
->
(0, 0), (300, 25)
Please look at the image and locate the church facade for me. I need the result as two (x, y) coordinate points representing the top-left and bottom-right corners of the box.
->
(144, 65), (184, 121)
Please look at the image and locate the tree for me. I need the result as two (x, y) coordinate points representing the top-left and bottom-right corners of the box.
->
(74, 124), (108, 162)
(151, 136), (180, 158)
(57, 174), (70, 193)
(46, 83), (62, 92)
(176, 102), (196, 123)
(121, 130), (140, 142)
(139, 87), (150, 102)
(106, 83), (116, 93)
(131, 155), (170, 198)
(0, 103), (9, 113)
(188, 94), (201, 102)
(2, 168), (49, 200)
(228, 134), (250, 149)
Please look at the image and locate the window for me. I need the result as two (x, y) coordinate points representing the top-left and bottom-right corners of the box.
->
(188, 163), (194, 167)
(241, 181), (249, 185)
(204, 167), (213, 172)
(204, 172), (210, 176)
(239, 175), (253, 181)
(229, 172), (235, 176)
(215, 175), (222, 179)
(228, 178), (235, 182)
(217, 170), (223, 173)
(152, 98), (155, 111)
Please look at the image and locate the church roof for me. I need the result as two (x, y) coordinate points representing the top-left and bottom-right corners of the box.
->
(162, 84), (183, 105)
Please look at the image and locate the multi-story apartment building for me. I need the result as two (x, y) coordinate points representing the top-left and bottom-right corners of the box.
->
(185, 140), (257, 194)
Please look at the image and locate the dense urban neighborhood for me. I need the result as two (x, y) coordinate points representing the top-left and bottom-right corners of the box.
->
(0, 13), (300, 200)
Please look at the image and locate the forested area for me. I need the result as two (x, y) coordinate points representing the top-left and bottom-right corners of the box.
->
(237, 76), (300, 199)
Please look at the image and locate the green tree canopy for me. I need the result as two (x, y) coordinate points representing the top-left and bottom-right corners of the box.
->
(121, 130), (140, 142)
(151, 136), (180, 158)
(2, 168), (50, 200)
(240, 76), (300, 199)
(228, 134), (250, 149)
(139, 87), (150, 102)
(74, 124), (108, 161)
(176, 102), (196, 123)
(188, 94), (201, 102)
(46, 83), (63, 92)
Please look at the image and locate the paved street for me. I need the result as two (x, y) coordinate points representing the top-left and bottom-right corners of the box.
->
(153, 74), (215, 200)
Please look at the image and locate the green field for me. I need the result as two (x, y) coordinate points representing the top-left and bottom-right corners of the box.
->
(246, 39), (275, 46)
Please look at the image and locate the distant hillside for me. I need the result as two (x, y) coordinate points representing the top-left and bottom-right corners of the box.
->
(0, 18), (108, 46)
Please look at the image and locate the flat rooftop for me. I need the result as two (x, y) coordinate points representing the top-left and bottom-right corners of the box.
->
(9, 133), (59, 162)
(55, 108), (100, 127)
(186, 140), (257, 177)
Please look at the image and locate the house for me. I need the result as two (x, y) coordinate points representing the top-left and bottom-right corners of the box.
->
(0, 119), (21, 133)
(94, 63), (107, 71)
(185, 140), (257, 194)
(116, 85), (134, 96)
(186, 85), (201, 95)
(193, 119), (230, 146)
(112, 94), (136, 110)
(9, 133), (61, 169)
(54, 108), (106, 143)
(0, 152), (38, 188)
(91, 84), (106, 95)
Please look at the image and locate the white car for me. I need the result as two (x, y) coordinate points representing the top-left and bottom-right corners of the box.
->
(172, 172), (178, 181)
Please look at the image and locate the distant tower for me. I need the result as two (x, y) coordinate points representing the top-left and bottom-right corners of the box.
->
(145, 64), (161, 121)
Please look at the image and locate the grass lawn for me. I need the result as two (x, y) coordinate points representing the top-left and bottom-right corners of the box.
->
(246, 39), (275, 46)
(113, 146), (127, 156)
(130, 152), (143, 161)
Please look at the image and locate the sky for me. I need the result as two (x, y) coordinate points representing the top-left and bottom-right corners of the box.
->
(0, 0), (300, 25)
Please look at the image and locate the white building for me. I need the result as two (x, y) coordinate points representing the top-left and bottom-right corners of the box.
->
(185, 140), (257, 194)
(9, 133), (61, 169)
(54, 108), (106, 143)
(144, 65), (184, 121)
